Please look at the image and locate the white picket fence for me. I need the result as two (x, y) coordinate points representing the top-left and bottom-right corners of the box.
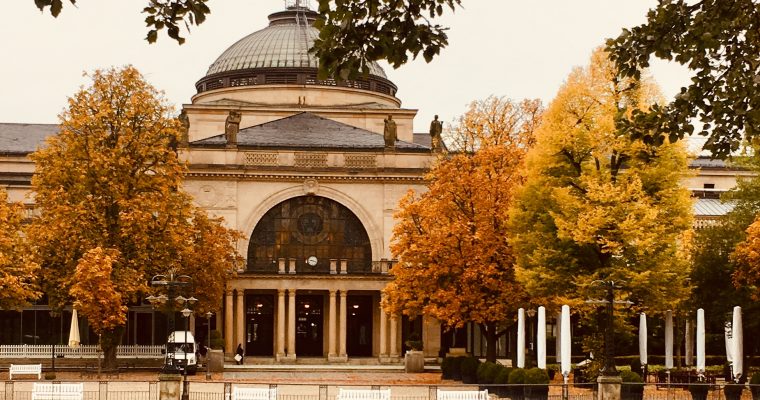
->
(0, 345), (164, 359)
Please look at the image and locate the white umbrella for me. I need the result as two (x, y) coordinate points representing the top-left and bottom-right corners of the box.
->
(517, 308), (525, 368)
(732, 306), (743, 382)
(725, 318), (734, 365)
(665, 310), (674, 370)
(639, 313), (647, 366)
(561, 305), (571, 381)
(556, 313), (562, 363)
(68, 309), (81, 348)
(697, 308), (705, 374)
(537, 306), (546, 369)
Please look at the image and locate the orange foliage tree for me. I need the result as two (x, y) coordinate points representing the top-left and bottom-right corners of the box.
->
(732, 218), (760, 300)
(384, 97), (541, 362)
(0, 188), (40, 309)
(27, 66), (241, 368)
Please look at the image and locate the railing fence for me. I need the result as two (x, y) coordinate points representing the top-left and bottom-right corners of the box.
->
(0, 345), (164, 359)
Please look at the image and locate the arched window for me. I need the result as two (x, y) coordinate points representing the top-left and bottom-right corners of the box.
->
(247, 196), (372, 273)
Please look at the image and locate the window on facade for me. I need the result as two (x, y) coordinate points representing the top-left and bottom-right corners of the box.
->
(247, 196), (372, 273)
(703, 183), (715, 189)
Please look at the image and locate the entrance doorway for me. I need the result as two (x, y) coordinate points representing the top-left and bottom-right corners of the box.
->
(347, 295), (373, 357)
(245, 294), (274, 356)
(402, 315), (423, 353)
(296, 295), (323, 356)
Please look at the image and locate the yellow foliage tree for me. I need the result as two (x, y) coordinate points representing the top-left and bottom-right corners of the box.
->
(0, 189), (40, 309)
(385, 97), (541, 362)
(510, 48), (693, 364)
(732, 218), (760, 300)
(27, 66), (241, 368)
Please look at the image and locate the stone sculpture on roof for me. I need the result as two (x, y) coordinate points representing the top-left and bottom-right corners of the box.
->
(429, 115), (443, 152)
(383, 115), (397, 150)
(225, 111), (242, 147)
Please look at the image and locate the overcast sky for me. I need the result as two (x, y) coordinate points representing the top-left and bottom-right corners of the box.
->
(1, 1), (692, 137)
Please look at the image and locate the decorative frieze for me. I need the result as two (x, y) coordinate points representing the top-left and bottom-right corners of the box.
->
(344, 154), (377, 169)
(244, 152), (279, 167)
(295, 152), (328, 168)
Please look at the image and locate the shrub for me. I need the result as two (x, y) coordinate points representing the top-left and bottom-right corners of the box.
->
(477, 362), (499, 384)
(441, 357), (453, 380)
(44, 372), (56, 380)
(461, 356), (481, 384)
(210, 330), (224, 350)
(750, 373), (760, 400)
(524, 368), (550, 385)
(620, 370), (644, 400)
(405, 332), (423, 351)
(630, 359), (642, 375)
(524, 368), (550, 400)
(508, 368), (527, 384)
(450, 356), (466, 380)
(724, 382), (744, 400)
(493, 367), (513, 397)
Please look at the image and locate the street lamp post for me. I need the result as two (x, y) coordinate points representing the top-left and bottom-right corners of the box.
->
(146, 271), (196, 400)
(526, 308), (537, 368)
(586, 280), (632, 377)
(206, 311), (213, 381)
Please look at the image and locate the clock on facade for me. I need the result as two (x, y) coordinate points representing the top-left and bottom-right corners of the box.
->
(306, 256), (318, 266)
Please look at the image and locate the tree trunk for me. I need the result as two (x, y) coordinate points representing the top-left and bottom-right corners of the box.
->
(100, 326), (125, 370)
(483, 322), (498, 363)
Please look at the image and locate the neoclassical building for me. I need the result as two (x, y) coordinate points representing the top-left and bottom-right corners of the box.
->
(0, 3), (747, 364)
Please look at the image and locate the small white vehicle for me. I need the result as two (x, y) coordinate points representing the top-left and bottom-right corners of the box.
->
(165, 331), (197, 374)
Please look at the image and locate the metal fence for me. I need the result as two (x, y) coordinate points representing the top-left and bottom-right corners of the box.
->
(0, 345), (164, 359)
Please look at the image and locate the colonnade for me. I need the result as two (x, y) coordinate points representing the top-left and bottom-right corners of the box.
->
(222, 288), (401, 361)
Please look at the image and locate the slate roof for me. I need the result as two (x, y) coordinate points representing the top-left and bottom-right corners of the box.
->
(191, 112), (430, 151)
(0, 123), (57, 155)
(693, 198), (735, 217)
(690, 156), (729, 169)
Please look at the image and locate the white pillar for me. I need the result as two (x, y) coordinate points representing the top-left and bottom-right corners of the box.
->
(379, 296), (388, 357)
(235, 290), (245, 354)
(287, 289), (296, 357)
(389, 314), (399, 358)
(328, 290), (337, 357)
(339, 290), (347, 357)
(224, 290), (233, 354)
(276, 289), (285, 358)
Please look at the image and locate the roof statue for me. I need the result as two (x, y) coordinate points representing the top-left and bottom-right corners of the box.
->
(429, 115), (443, 152)
(384, 115), (397, 150)
(225, 111), (242, 147)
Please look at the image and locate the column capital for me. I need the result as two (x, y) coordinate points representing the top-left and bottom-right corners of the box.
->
(288, 288), (297, 295)
(277, 288), (286, 295)
(339, 290), (348, 298)
(225, 288), (234, 296)
(329, 290), (337, 297)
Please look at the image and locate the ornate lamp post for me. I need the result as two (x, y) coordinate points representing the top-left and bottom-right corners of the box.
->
(586, 280), (632, 376)
(205, 311), (213, 381)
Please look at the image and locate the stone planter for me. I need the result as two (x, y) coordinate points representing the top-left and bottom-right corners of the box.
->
(405, 350), (425, 373)
(208, 349), (224, 372)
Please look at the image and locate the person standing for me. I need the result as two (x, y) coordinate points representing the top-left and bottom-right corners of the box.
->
(235, 344), (244, 365)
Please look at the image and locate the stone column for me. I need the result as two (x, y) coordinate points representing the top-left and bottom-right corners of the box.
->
(215, 311), (222, 332)
(339, 290), (348, 358)
(235, 290), (245, 353)
(287, 289), (296, 359)
(379, 295), (388, 360)
(224, 290), (233, 354)
(276, 289), (286, 360)
(328, 290), (337, 360)
(389, 314), (399, 358)
(288, 258), (296, 274)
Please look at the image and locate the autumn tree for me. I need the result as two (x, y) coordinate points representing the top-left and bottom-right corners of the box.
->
(27, 66), (241, 368)
(607, 0), (760, 158)
(384, 97), (541, 363)
(510, 48), (693, 367)
(0, 188), (40, 309)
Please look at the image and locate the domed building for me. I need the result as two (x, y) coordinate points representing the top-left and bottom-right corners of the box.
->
(178, 3), (439, 363)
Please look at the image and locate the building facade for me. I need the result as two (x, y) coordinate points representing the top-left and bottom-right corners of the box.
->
(0, 4), (745, 363)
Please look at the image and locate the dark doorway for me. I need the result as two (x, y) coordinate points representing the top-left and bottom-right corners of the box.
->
(245, 294), (274, 356)
(296, 295), (323, 356)
(439, 325), (467, 357)
(347, 295), (373, 357)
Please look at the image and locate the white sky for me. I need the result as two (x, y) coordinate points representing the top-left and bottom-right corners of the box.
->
(0, 0), (693, 139)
